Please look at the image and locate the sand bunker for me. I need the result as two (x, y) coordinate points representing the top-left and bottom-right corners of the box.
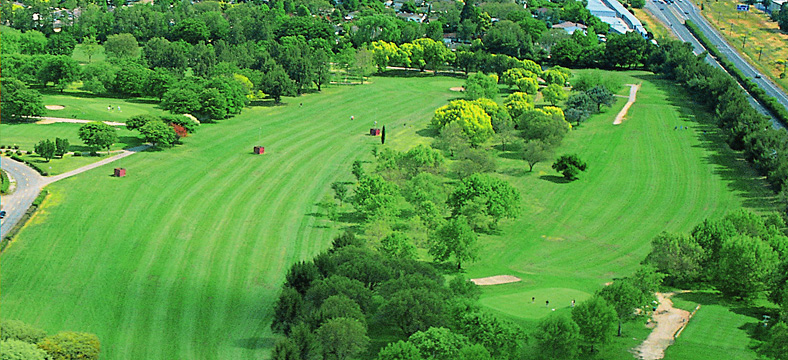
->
(450, 87), (464, 92)
(45, 105), (66, 110)
(471, 275), (521, 286)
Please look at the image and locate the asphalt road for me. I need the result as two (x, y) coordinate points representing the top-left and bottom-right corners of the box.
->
(645, 0), (787, 129)
(0, 157), (47, 239)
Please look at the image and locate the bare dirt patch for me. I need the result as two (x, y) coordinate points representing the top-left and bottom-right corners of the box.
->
(631, 292), (692, 360)
(45, 105), (66, 110)
(470, 275), (521, 286)
(449, 86), (464, 92)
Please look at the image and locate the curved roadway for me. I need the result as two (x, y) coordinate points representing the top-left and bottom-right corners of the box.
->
(0, 157), (47, 239)
(645, 0), (786, 129)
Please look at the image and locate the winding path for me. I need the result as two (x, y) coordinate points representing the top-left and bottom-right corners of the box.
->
(613, 84), (642, 125)
(632, 292), (692, 360)
(0, 145), (150, 239)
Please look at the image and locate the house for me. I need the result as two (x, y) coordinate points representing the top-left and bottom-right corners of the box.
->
(552, 21), (588, 34)
(769, 0), (787, 13)
(396, 12), (426, 23)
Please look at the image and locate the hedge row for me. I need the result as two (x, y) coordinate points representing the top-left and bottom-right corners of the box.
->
(685, 20), (788, 126)
(9, 155), (49, 176)
(0, 190), (48, 253)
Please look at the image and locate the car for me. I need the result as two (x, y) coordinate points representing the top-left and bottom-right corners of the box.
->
(0, 210), (6, 219)
(755, 74), (762, 79)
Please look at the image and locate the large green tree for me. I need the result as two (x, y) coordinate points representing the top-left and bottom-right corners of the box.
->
(104, 33), (140, 59)
(315, 318), (369, 360)
(78, 122), (118, 154)
(571, 296), (617, 353)
(39, 55), (81, 92)
(429, 215), (478, 269)
(534, 314), (580, 360)
(464, 72), (499, 101)
(138, 120), (177, 148)
(431, 100), (493, 146)
(552, 154), (588, 180)
(34, 139), (56, 162)
(0, 78), (45, 121)
(715, 235), (779, 300)
(448, 173), (521, 226)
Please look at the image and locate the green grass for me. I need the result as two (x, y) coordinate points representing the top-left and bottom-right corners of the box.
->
(1, 168), (10, 194)
(0, 71), (777, 359)
(0, 77), (460, 359)
(664, 292), (771, 360)
(40, 91), (169, 122)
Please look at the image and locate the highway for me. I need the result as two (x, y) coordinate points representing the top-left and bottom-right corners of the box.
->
(644, 0), (786, 129)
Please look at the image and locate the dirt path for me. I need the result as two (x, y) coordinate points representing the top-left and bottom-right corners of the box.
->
(34, 117), (126, 126)
(613, 83), (642, 125)
(632, 292), (692, 360)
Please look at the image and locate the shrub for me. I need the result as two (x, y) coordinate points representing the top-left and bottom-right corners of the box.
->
(89, 151), (99, 157)
(73, 152), (82, 157)
(0, 319), (47, 343)
(13, 145), (19, 150)
(15, 150), (22, 155)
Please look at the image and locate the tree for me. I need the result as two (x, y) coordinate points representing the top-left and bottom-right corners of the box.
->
(759, 321), (788, 360)
(453, 311), (526, 359)
(500, 68), (536, 89)
(564, 92), (595, 126)
(598, 279), (646, 336)
(534, 314), (580, 360)
(78, 122), (117, 154)
(318, 295), (366, 326)
(104, 33), (140, 59)
(47, 32), (77, 56)
(448, 173), (521, 226)
(552, 154), (587, 180)
(55, 137), (69, 158)
(414, 38), (453, 74)
(408, 327), (469, 360)
(285, 260), (321, 295)
(429, 215), (478, 269)
(139, 120), (177, 148)
(354, 48), (376, 84)
(778, 3), (788, 31)
(377, 340), (422, 360)
(331, 182), (349, 207)
(518, 109), (570, 147)
(271, 338), (300, 360)
(515, 77), (539, 95)
(37, 332), (101, 360)
(483, 20), (531, 58)
(464, 73), (499, 100)
(431, 100), (493, 146)
(542, 84), (568, 106)
(586, 85), (615, 112)
(81, 36), (100, 63)
(522, 140), (552, 172)
(571, 296), (617, 353)
(34, 139), (56, 162)
(644, 232), (705, 286)
(172, 18), (210, 44)
(0, 78), (45, 121)
(382, 125), (386, 144)
(126, 115), (156, 131)
(262, 64), (295, 103)
(271, 287), (304, 335)
(19, 30), (47, 55)
(715, 235), (778, 300)
(39, 56), (81, 92)
(503, 92), (534, 119)
(315, 318), (369, 360)
(352, 160), (365, 181)
(0, 339), (48, 360)
(380, 232), (417, 260)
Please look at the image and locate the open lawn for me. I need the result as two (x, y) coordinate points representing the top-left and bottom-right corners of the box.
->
(40, 90), (169, 122)
(693, 0), (788, 92)
(0, 71), (778, 359)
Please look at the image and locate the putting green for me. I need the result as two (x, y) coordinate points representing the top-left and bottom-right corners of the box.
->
(481, 287), (592, 319)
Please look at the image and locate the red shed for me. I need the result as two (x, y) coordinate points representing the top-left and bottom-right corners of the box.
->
(254, 146), (265, 154)
(370, 128), (381, 136)
(114, 168), (126, 177)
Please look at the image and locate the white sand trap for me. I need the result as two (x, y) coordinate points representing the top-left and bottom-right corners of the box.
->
(471, 275), (521, 286)
(450, 86), (464, 92)
(45, 105), (66, 110)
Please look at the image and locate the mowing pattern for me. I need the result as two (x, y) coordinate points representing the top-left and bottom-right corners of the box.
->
(473, 72), (776, 321)
(0, 77), (457, 359)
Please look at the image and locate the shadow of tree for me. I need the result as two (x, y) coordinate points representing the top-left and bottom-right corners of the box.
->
(540, 174), (571, 184)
